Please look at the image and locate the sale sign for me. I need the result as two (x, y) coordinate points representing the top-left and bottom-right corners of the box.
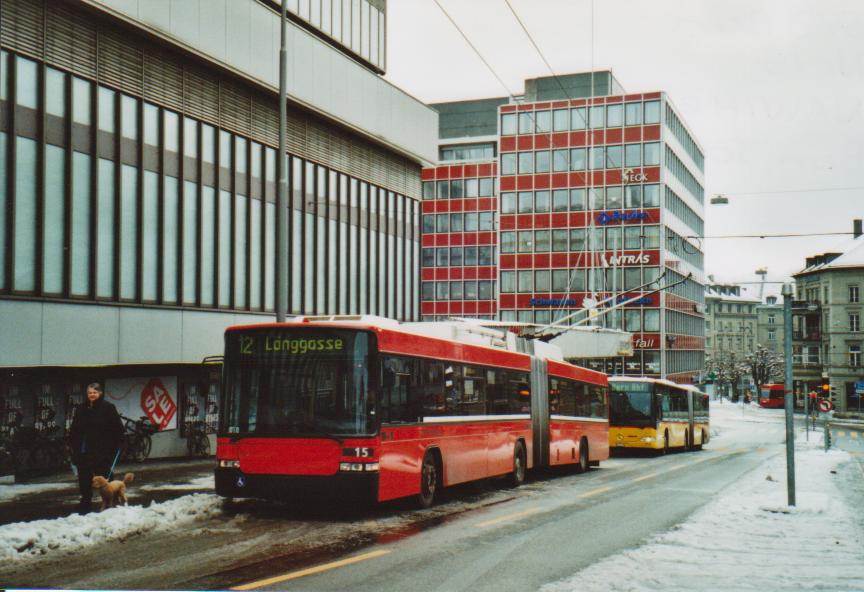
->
(140, 378), (178, 431)
(106, 376), (179, 431)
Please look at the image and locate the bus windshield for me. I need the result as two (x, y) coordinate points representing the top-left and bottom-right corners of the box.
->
(608, 382), (655, 426)
(221, 328), (377, 437)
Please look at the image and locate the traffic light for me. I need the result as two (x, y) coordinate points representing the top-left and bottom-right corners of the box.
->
(821, 380), (831, 395)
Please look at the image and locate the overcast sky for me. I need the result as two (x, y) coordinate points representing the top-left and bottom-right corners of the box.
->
(384, 0), (864, 298)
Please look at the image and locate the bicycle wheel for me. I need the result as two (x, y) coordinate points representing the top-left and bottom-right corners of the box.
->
(140, 434), (152, 460)
(196, 433), (210, 456)
(126, 435), (145, 462)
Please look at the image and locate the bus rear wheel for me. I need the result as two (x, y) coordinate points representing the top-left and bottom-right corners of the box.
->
(417, 451), (439, 509)
(509, 441), (527, 487)
(576, 439), (589, 473)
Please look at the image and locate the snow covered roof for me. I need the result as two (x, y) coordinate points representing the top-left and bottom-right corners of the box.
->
(705, 285), (761, 304)
(795, 235), (864, 275)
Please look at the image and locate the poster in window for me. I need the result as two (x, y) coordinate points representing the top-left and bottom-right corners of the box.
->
(105, 376), (178, 431)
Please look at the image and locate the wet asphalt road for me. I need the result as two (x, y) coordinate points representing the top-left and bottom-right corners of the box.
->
(0, 419), (793, 591)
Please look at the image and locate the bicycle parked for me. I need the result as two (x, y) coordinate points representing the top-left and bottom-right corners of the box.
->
(185, 420), (211, 457)
(121, 415), (158, 462)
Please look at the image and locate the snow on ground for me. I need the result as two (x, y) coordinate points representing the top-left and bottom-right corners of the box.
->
(0, 493), (223, 564)
(0, 482), (72, 502)
(138, 475), (215, 491)
(542, 403), (864, 592)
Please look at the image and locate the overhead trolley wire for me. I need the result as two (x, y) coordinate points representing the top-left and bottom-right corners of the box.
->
(430, 0), (520, 101)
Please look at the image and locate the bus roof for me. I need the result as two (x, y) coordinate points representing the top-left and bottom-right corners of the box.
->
(225, 318), (605, 383)
(607, 376), (688, 390)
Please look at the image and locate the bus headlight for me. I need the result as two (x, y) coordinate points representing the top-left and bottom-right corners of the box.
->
(219, 459), (240, 468)
(640, 437), (655, 443)
(339, 462), (379, 472)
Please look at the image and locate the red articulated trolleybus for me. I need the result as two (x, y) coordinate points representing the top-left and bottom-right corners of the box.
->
(758, 384), (785, 409)
(214, 316), (609, 507)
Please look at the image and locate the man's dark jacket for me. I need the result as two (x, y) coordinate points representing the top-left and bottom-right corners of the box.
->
(69, 398), (125, 466)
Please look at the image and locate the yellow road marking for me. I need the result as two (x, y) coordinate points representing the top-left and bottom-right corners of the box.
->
(230, 550), (392, 590)
(631, 472), (658, 483)
(578, 486), (612, 498)
(477, 507), (541, 528)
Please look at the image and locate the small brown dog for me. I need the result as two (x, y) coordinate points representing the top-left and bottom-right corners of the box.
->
(91, 473), (135, 511)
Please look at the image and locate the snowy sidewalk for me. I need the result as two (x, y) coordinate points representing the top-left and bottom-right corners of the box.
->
(0, 457), (214, 525)
(543, 404), (864, 592)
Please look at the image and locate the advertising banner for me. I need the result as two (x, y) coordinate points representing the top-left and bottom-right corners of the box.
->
(105, 376), (178, 431)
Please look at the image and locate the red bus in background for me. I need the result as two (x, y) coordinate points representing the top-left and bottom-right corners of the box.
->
(215, 317), (609, 507)
(758, 384), (786, 409)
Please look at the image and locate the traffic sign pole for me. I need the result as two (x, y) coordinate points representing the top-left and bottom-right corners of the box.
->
(782, 284), (796, 507)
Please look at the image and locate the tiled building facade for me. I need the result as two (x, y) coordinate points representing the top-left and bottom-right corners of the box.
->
(421, 72), (705, 382)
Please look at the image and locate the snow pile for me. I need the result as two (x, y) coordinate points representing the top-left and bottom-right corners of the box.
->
(138, 475), (214, 492)
(0, 482), (71, 502)
(543, 441), (864, 591)
(0, 493), (223, 563)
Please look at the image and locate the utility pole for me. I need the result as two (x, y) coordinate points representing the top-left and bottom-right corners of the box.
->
(275, 0), (288, 322)
(782, 283), (796, 506)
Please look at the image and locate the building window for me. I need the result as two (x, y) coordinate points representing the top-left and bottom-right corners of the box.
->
(644, 101), (661, 124)
(850, 345), (861, 367)
(625, 102), (642, 126)
(768, 314), (775, 325)
(501, 113), (517, 135)
(850, 285), (860, 303)
(768, 329), (776, 341)
(643, 142), (660, 166)
(501, 153), (517, 175)
(851, 313), (860, 333)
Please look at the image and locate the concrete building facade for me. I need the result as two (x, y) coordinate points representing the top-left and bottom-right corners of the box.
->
(704, 284), (759, 359)
(792, 230), (864, 413)
(755, 295), (784, 355)
(0, 0), (436, 461)
(420, 72), (706, 383)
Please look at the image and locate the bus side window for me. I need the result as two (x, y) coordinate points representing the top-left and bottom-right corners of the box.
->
(657, 390), (670, 419)
(588, 386), (607, 419)
(421, 360), (446, 417)
(487, 368), (509, 414)
(462, 365), (487, 416)
(381, 356), (417, 423)
(560, 379), (577, 416)
(503, 370), (531, 414)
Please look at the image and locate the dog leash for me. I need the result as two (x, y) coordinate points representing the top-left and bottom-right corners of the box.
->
(107, 447), (122, 481)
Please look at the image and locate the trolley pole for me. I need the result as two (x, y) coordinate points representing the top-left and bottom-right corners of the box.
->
(782, 283), (796, 506)
(275, 0), (288, 323)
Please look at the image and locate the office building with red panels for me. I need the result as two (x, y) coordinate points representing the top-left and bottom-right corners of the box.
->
(421, 72), (706, 383)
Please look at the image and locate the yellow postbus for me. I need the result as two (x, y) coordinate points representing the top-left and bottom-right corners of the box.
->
(608, 377), (709, 453)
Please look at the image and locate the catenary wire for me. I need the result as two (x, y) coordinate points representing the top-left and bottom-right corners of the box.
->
(717, 186), (864, 197)
(430, 0), (520, 101)
(687, 232), (855, 239)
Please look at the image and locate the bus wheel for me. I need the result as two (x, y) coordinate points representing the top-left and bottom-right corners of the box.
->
(577, 439), (589, 473)
(510, 441), (527, 487)
(418, 451), (439, 509)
